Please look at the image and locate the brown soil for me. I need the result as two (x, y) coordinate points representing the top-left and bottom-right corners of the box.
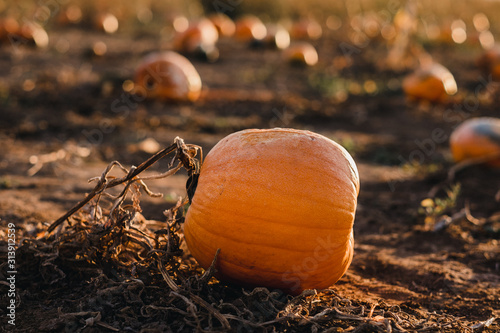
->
(0, 25), (499, 332)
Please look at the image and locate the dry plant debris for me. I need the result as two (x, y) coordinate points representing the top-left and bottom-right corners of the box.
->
(4, 137), (497, 332)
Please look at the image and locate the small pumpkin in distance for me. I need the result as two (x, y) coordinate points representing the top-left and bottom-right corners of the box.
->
(172, 18), (219, 54)
(450, 117), (500, 167)
(283, 42), (318, 66)
(172, 18), (219, 62)
(402, 62), (457, 103)
(289, 17), (323, 40)
(133, 51), (202, 102)
(208, 13), (235, 37)
(234, 15), (267, 42)
(0, 17), (20, 44)
(19, 22), (49, 48)
(262, 24), (290, 50)
(184, 128), (359, 295)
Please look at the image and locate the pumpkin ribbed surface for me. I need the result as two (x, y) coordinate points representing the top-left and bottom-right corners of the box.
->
(450, 117), (500, 166)
(184, 128), (359, 295)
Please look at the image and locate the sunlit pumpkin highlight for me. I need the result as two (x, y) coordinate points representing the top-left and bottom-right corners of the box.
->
(134, 51), (202, 102)
(184, 128), (360, 295)
(450, 117), (500, 167)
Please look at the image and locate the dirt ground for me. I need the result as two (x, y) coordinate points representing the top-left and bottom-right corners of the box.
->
(0, 21), (499, 332)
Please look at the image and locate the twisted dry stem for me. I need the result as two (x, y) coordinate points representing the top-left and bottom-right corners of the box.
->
(47, 137), (200, 234)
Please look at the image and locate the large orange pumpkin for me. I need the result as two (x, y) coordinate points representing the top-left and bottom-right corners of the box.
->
(133, 51), (202, 102)
(402, 62), (457, 103)
(450, 117), (500, 167)
(184, 128), (359, 295)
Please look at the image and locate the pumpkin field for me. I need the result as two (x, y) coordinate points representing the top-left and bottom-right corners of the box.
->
(0, 0), (499, 332)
